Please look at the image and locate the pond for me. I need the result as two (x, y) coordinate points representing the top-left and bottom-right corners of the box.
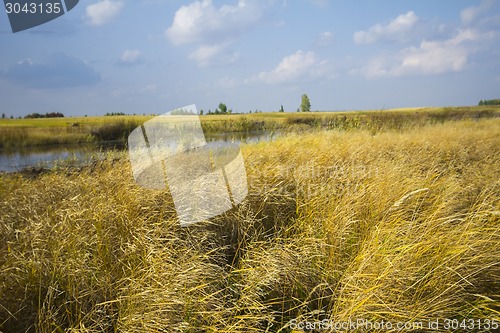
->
(0, 131), (279, 173)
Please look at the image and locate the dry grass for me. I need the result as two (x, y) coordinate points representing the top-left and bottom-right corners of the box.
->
(1, 106), (498, 149)
(0, 118), (499, 332)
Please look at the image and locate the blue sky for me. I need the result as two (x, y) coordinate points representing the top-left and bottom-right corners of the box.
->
(1, 0), (499, 117)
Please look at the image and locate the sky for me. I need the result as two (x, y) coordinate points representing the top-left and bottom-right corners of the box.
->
(0, 0), (499, 117)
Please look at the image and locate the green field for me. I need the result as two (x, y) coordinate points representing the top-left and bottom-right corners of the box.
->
(0, 108), (499, 332)
(0, 106), (498, 149)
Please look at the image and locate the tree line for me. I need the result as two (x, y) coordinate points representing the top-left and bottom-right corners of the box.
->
(201, 94), (312, 115)
(24, 112), (65, 119)
(201, 103), (233, 115)
(478, 99), (500, 106)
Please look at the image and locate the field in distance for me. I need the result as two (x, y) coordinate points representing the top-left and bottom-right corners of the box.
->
(0, 105), (499, 149)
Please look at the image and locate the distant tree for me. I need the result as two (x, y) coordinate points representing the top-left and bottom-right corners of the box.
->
(46, 112), (64, 118)
(25, 112), (41, 119)
(105, 112), (126, 116)
(479, 99), (500, 106)
(297, 108), (300, 112)
(1, 113), (5, 119)
(478, 100), (484, 106)
(24, 112), (64, 118)
(301, 93), (311, 112)
(218, 102), (228, 114)
(279, 105), (284, 113)
(200, 109), (204, 115)
(10, 115), (13, 119)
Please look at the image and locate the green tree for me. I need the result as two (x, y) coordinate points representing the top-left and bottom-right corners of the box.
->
(300, 94), (311, 112)
(218, 102), (228, 114)
(199, 109), (204, 115)
(1, 113), (5, 119)
(279, 105), (284, 113)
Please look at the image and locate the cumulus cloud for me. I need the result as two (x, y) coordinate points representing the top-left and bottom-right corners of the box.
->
(355, 29), (482, 78)
(354, 11), (419, 44)
(250, 50), (329, 84)
(118, 49), (143, 66)
(86, 0), (123, 26)
(461, 0), (494, 25)
(165, 0), (264, 45)
(165, 0), (270, 66)
(0, 53), (101, 89)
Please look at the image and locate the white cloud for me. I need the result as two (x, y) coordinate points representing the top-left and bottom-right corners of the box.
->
(461, 0), (494, 25)
(86, 0), (123, 26)
(189, 43), (239, 67)
(354, 11), (419, 44)
(250, 50), (329, 84)
(120, 50), (142, 64)
(316, 31), (333, 47)
(355, 29), (482, 78)
(165, 0), (271, 67)
(165, 0), (264, 45)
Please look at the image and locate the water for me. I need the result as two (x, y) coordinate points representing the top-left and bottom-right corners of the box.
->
(0, 131), (278, 173)
(0, 145), (109, 173)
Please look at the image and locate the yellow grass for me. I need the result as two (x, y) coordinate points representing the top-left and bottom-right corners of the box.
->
(1, 106), (498, 149)
(0, 118), (499, 332)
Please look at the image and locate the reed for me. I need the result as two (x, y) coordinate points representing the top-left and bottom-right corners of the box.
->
(0, 117), (499, 332)
(1, 106), (498, 149)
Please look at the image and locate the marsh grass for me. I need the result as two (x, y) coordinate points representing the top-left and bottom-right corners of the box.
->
(0, 118), (499, 332)
(1, 106), (498, 149)
(0, 127), (93, 149)
(0, 116), (149, 149)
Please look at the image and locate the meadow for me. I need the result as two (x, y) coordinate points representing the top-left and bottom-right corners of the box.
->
(0, 106), (498, 149)
(0, 108), (499, 332)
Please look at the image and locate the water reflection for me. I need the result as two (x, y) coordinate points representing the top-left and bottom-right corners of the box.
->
(0, 131), (277, 172)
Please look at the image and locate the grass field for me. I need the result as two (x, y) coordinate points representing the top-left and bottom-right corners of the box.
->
(0, 106), (498, 149)
(0, 110), (499, 332)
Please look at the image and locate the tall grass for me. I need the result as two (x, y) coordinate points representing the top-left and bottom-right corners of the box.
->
(90, 120), (142, 142)
(1, 106), (498, 149)
(0, 127), (93, 149)
(0, 117), (148, 149)
(0, 118), (499, 332)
